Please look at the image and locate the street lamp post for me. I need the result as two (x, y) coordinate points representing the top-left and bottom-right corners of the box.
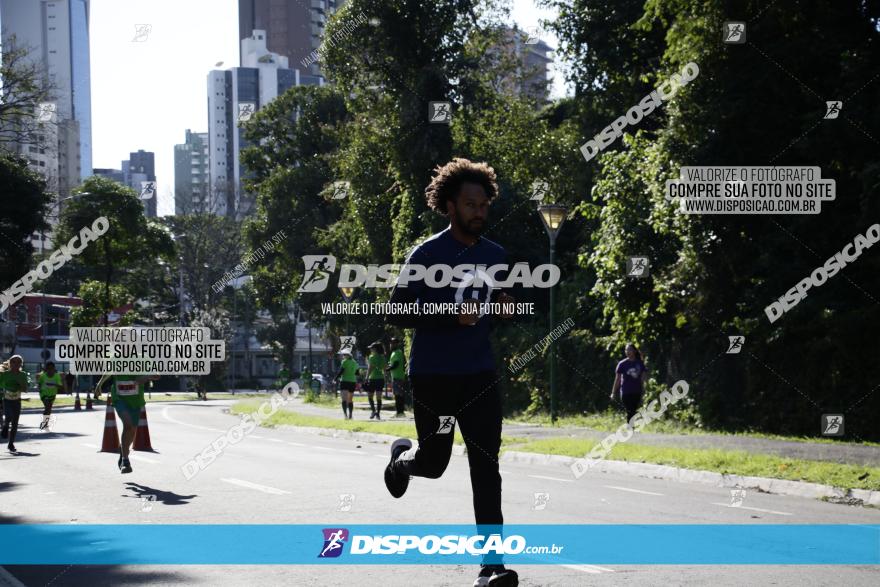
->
(339, 286), (356, 336)
(172, 234), (187, 391)
(537, 203), (568, 423)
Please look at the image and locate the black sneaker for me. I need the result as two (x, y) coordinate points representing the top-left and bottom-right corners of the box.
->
(370, 412), (376, 420)
(474, 565), (495, 587)
(7, 443), (16, 453)
(120, 457), (133, 474)
(383, 438), (412, 498)
(478, 565), (518, 587)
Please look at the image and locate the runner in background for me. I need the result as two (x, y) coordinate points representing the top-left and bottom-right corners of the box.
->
(0, 355), (30, 453)
(334, 352), (359, 419)
(37, 361), (62, 430)
(385, 337), (408, 417)
(366, 342), (387, 420)
(111, 373), (160, 473)
(276, 364), (290, 391)
(611, 343), (649, 426)
(301, 365), (312, 394)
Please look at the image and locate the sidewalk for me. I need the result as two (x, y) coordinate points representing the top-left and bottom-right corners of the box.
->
(267, 395), (880, 467)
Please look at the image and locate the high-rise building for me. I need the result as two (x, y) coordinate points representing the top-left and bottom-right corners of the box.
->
(93, 167), (124, 183)
(208, 30), (321, 219)
(495, 26), (554, 104)
(174, 130), (210, 215)
(125, 150), (157, 217)
(238, 0), (345, 80)
(0, 0), (93, 188)
(94, 150), (157, 217)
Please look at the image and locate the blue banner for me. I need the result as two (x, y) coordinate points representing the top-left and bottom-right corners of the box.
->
(0, 525), (876, 565)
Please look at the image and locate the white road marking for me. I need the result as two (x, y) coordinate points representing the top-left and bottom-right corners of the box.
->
(161, 406), (226, 432)
(528, 474), (574, 483)
(604, 485), (664, 496)
(267, 438), (283, 443)
(220, 478), (291, 495)
(313, 446), (333, 451)
(561, 564), (616, 574)
(81, 443), (98, 449)
(710, 502), (793, 516)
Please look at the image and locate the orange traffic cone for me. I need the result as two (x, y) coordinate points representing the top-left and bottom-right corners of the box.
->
(132, 406), (154, 452)
(74, 392), (82, 411)
(100, 399), (120, 453)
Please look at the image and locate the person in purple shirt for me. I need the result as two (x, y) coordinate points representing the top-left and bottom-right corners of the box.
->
(611, 343), (649, 425)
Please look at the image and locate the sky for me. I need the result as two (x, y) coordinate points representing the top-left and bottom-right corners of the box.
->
(89, 0), (566, 216)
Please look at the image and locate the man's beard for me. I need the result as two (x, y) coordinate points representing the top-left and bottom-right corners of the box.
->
(455, 210), (486, 237)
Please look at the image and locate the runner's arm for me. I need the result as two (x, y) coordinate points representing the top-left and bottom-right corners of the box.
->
(385, 248), (459, 329)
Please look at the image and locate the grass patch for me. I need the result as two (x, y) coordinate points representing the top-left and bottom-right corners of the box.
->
(230, 400), (527, 448)
(231, 400), (456, 442)
(302, 393), (373, 408)
(509, 410), (880, 447)
(510, 438), (880, 491)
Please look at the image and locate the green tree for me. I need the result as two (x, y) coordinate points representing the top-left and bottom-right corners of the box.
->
(69, 280), (136, 327)
(54, 176), (175, 325)
(0, 152), (51, 288)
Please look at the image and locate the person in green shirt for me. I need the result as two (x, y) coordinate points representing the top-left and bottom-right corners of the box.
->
(334, 352), (360, 420)
(1, 355), (30, 452)
(365, 342), (387, 420)
(37, 361), (63, 430)
(384, 337), (409, 417)
(275, 365), (290, 391)
(111, 372), (159, 473)
(301, 366), (312, 392)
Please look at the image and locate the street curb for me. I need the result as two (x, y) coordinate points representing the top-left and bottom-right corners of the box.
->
(274, 424), (467, 456)
(500, 450), (880, 507)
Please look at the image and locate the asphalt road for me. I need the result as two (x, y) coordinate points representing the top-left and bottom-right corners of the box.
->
(1, 400), (878, 586)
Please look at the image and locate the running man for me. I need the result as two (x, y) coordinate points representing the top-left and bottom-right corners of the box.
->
(0, 355), (30, 453)
(111, 373), (159, 473)
(334, 352), (359, 419)
(37, 361), (62, 430)
(365, 342), (387, 420)
(384, 337), (408, 416)
(382, 159), (518, 587)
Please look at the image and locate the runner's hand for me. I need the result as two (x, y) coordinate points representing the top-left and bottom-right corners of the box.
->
(458, 300), (479, 326)
(496, 292), (515, 319)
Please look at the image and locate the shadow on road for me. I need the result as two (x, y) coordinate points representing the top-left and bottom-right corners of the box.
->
(0, 512), (184, 586)
(0, 451), (40, 459)
(122, 482), (197, 506)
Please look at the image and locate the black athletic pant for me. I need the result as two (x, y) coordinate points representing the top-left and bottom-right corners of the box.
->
(2, 399), (22, 444)
(394, 370), (503, 526)
(41, 396), (55, 416)
(622, 392), (643, 423)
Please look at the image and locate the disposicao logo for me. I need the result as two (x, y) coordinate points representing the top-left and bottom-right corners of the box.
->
(298, 255), (559, 293)
(318, 528), (349, 558)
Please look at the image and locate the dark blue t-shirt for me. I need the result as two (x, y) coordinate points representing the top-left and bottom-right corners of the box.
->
(616, 359), (647, 395)
(387, 227), (507, 375)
